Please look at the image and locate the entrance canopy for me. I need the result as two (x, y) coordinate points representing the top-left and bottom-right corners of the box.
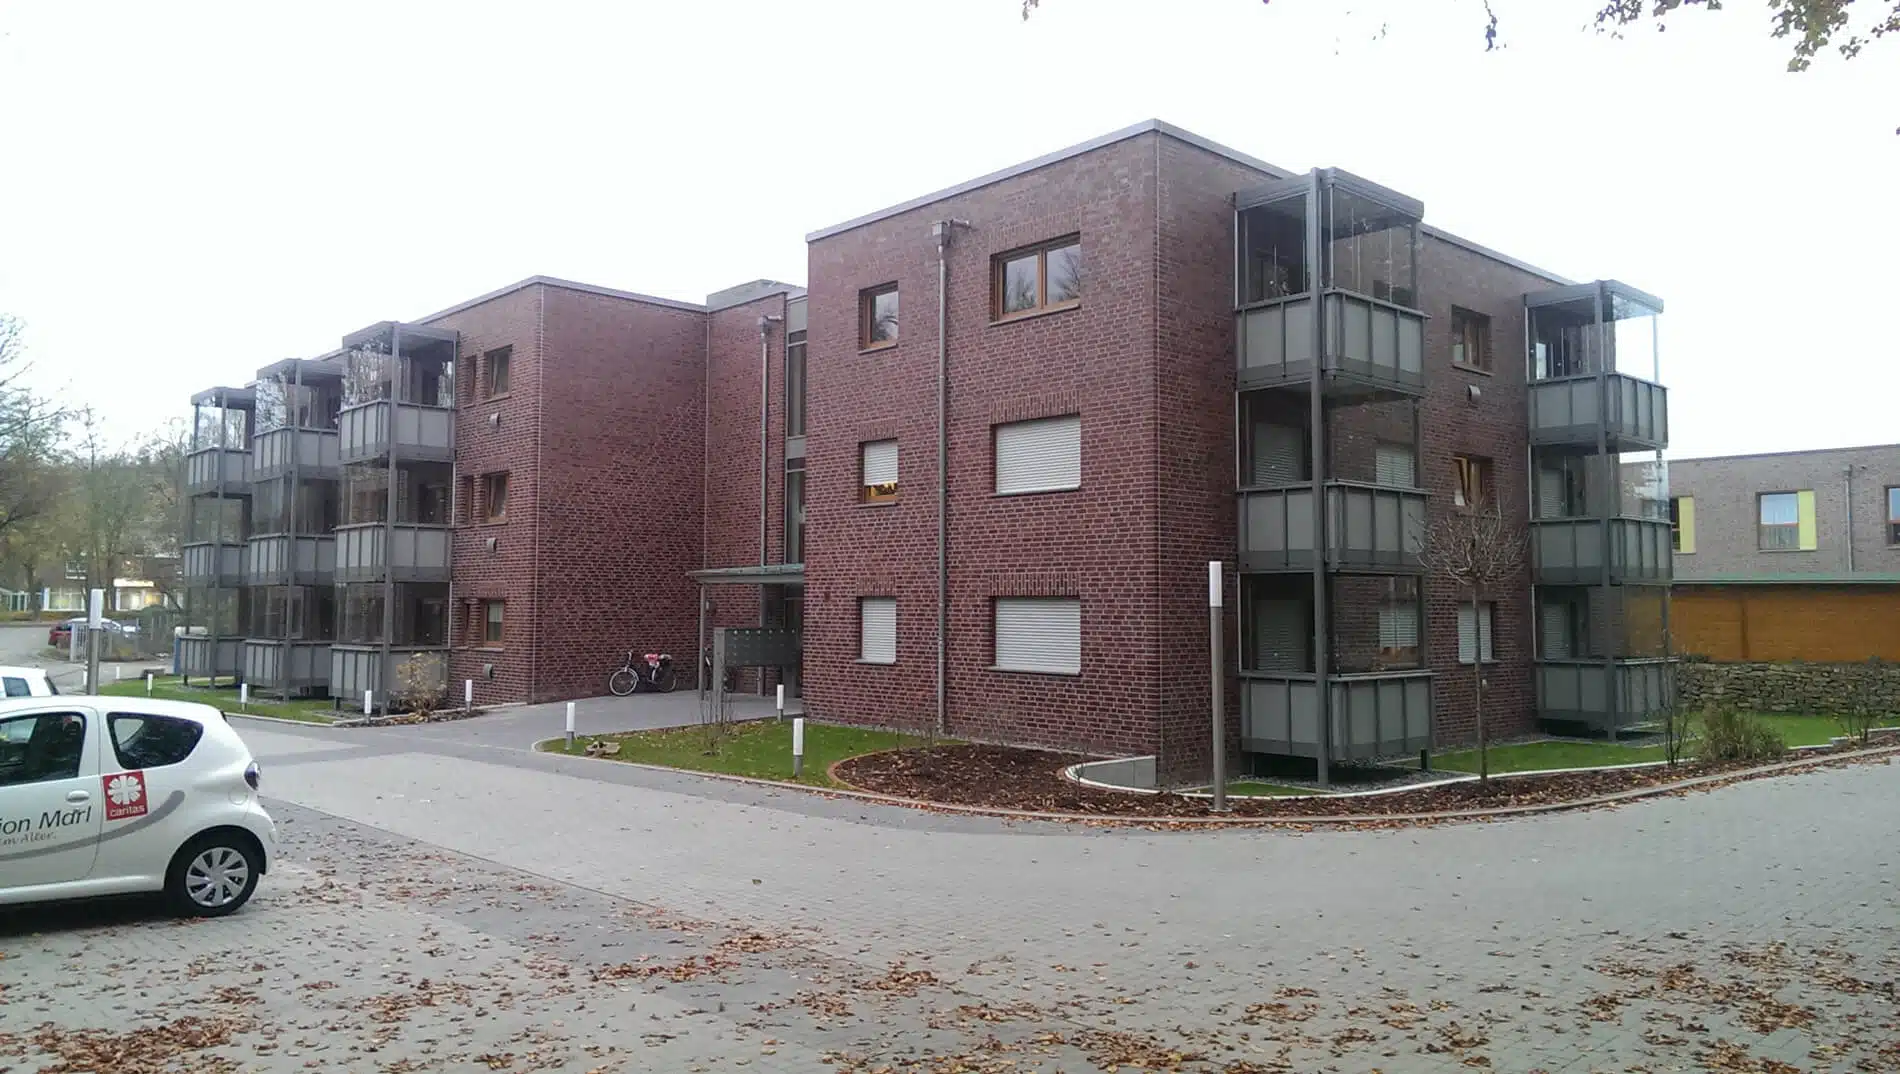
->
(689, 564), (804, 586)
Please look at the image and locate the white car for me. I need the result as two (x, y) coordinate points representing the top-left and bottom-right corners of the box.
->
(0, 666), (57, 698)
(0, 696), (275, 916)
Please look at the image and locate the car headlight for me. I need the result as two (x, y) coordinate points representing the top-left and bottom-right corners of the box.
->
(244, 761), (260, 790)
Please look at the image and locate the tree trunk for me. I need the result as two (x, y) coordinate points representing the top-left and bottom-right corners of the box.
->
(1472, 592), (1488, 786)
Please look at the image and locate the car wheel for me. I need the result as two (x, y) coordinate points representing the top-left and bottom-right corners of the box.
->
(166, 833), (262, 917)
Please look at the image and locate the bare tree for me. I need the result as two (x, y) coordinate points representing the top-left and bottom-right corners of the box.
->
(1417, 500), (1527, 785)
(0, 314), (65, 539)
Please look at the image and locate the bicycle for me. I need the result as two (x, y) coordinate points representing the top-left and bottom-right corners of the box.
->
(702, 647), (739, 693)
(607, 650), (677, 696)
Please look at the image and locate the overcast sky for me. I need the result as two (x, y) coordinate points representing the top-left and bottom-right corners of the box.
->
(2, 0), (1895, 459)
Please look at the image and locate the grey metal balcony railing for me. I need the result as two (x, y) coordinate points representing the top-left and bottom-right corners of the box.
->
(185, 448), (252, 496)
(1528, 373), (1668, 452)
(251, 426), (341, 481)
(1530, 516), (1673, 585)
(337, 401), (453, 465)
(1237, 291), (1426, 396)
(245, 534), (336, 586)
(178, 634), (244, 680)
(1240, 669), (1433, 761)
(333, 523), (451, 584)
(181, 542), (246, 588)
(330, 644), (447, 707)
(1239, 481), (1426, 572)
(243, 639), (331, 693)
(1535, 659), (1676, 733)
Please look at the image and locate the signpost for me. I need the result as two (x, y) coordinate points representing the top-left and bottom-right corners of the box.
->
(86, 589), (104, 695)
(792, 717), (805, 778)
(1209, 561), (1227, 813)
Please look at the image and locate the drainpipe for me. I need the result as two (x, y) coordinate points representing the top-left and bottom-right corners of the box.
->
(1845, 465), (1856, 573)
(933, 219), (970, 738)
(758, 315), (783, 568)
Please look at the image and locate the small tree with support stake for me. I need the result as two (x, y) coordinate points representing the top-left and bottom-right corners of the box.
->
(1417, 497), (1526, 787)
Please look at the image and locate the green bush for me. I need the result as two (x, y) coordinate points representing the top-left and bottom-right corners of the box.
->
(1697, 706), (1787, 763)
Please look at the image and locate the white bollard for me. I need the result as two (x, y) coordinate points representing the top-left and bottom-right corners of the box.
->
(775, 683), (785, 722)
(363, 690), (372, 716)
(565, 701), (577, 748)
(113, 666), (121, 681)
(792, 717), (805, 779)
(464, 678), (474, 712)
(145, 672), (154, 695)
(239, 683), (249, 710)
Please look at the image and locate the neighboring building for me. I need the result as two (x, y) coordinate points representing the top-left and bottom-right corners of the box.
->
(1657, 444), (1900, 662)
(180, 120), (1674, 780)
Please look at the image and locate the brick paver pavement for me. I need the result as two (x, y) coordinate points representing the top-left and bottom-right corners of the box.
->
(2, 707), (1894, 1072)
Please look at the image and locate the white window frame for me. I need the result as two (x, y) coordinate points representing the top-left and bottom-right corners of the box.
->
(861, 440), (899, 501)
(994, 414), (1081, 496)
(858, 596), (897, 665)
(992, 597), (1081, 676)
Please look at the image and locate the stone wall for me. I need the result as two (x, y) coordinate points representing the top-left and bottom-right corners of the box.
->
(1679, 660), (1900, 714)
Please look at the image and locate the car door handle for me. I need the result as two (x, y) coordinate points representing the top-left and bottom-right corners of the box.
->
(67, 790), (90, 803)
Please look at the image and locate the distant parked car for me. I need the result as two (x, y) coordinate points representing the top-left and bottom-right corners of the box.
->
(47, 618), (133, 648)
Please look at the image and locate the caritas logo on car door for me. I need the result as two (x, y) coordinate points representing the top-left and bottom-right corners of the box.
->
(102, 771), (149, 821)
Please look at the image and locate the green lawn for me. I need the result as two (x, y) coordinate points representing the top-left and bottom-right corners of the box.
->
(1218, 780), (1316, 797)
(1425, 712), (1881, 775)
(99, 676), (338, 725)
(539, 719), (939, 788)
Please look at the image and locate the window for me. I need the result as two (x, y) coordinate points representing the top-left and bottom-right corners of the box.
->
(785, 331), (807, 438)
(107, 713), (204, 770)
(1758, 491), (1802, 551)
(0, 712), (85, 787)
(3, 677), (30, 698)
(1450, 308), (1490, 371)
(483, 346), (512, 398)
(1887, 488), (1900, 545)
(860, 284), (899, 348)
(1377, 600), (1421, 669)
(481, 472), (509, 522)
(861, 440), (898, 502)
(994, 415), (1081, 495)
(1374, 443), (1416, 488)
(859, 597), (897, 664)
(994, 597), (1081, 675)
(994, 237), (1082, 319)
(1457, 603), (1495, 664)
(1453, 455), (1491, 508)
(1671, 496), (1696, 554)
(785, 460), (805, 564)
(482, 600), (504, 644)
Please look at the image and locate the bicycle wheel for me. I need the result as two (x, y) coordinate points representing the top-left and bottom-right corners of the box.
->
(654, 665), (678, 693)
(607, 668), (638, 697)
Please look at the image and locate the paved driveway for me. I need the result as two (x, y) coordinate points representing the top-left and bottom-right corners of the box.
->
(2, 709), (1895, 1072)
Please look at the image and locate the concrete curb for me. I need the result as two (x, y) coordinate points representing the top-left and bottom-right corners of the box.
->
(538, 737), (1900, 828)
(224, 711), (339, 728)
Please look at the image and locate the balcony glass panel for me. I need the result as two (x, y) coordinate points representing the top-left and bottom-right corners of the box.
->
(1530, 517), (1673, 584)
(1535, 586), (1670, 660)
(1238, 483), (1425, 571)
(1536, 659), (1676, 732)
(336, 583), (449, 645)
(1241, 672), (1433, 760)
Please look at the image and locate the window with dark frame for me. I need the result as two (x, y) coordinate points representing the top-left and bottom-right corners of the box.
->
(785, 331), (807, 438)
(484, 346), (512, 398)
(482, 600), (504, 644)
(994, 237), (1082, 319)
(1887, 487), (1900, 545)
(1453, 455), (1492, 509)
(1670, 496), (1684, 551)
(1758, 492), (1800, 550)
(785, 459), (806, 564)
(481, 472), (509, 523)
(1450, 307), (1490, 370)
(860, 285), (899, 348)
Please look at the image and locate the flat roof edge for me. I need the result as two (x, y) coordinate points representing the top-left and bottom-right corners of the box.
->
(1676, 575), (1900, 586)
(1668, 442), (1900, 465)
(1423, 226), (1570, 286)
(418, 275), (708, 325)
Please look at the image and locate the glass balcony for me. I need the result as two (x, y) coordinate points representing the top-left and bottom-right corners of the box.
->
(1235, 169), (1427, 399)
(1536, 659), (1676, 733)
(1528, 373), (1669, 452)
(245, 534), (336, 586)
(336, 325), (457, 464)
(188, 388), (255, 495)
(178, 634), (243, 681)
(1530, 517), (1672, 585)
(252, 427), (341, 480)
(185, 447), (252, 497)
(1526, 280), (1668, 452)
(1238, 481), (1426, 572)
(243, 640), (330, 693)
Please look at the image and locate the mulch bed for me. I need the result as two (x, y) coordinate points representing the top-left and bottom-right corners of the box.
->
(831, 738), (1898, 821)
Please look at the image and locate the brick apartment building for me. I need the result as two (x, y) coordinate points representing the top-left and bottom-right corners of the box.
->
(179, 120), (1674, 782)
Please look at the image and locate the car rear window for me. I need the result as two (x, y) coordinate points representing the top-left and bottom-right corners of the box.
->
(108, 713), (204, 770)
(2, 677), (29, 698)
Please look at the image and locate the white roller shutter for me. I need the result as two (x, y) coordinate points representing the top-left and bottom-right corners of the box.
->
(994, 598), (1081, 674)
(1250, 423), (1304, 486)
(1540, 600), (1572, 659)
(1378, 603), (1419, 650)
(859, 597), (896, 664)
(1537, 466), (1566, 519)
(1374, 444), (1416, 488)
(1457, 602), (1495, 663)
(995, 415), (1081, 494)
(861, 440), (898, 488)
